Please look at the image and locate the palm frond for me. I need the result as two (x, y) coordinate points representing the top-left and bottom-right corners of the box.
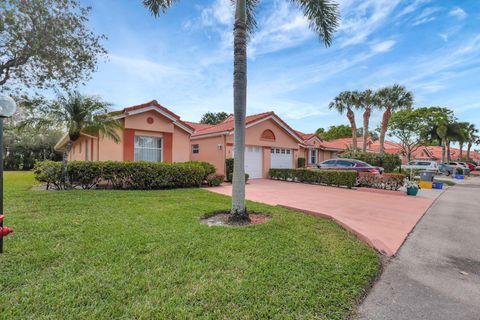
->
(142, 0), (179, 17)
(291, 0), (339, 47)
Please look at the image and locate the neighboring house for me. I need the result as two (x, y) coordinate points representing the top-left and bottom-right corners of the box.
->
(295, 131), (343, 167)
(189, 112), (304, 178)
(55, 100), (194, 163)
(324, 137), (375, 151)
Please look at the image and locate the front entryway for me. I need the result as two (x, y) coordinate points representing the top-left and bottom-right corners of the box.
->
(244, 145), (263, 179)
(270, 148), (293, 169)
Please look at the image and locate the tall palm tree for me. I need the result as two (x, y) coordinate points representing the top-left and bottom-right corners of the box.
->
(455, 122), (470, 159)
(354, 89), (376, 152)
(466, 124), (479, 160)
(329, 91), (358, 150)
(143, 0), (339, 222)
(52, 92), (122, 186)
(376, 84), (413, 154)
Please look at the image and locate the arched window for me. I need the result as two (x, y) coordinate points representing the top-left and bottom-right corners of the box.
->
(261, 129), (275, 141)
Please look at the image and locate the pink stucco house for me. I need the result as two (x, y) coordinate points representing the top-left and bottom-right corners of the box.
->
(56, 100), (346, 179)
(55, 100), (194, 163)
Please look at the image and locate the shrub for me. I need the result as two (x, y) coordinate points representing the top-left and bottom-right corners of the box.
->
(340, 151), (401, 173)
(268, 169), (357, 188)
(225, 158), (250, 182)
(357, 172), (405, 191)
(297, 157), (306, 168)
(34, 161), (205, 190)
(185, 161), (216, 180)
(206, 173), (225, 187)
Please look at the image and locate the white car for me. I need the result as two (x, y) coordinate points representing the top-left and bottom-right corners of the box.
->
(444, 162), (470, 175)
(401, 160), (438, 172)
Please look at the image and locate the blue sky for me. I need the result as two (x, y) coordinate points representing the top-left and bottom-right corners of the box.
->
(80, 0), (480, 134)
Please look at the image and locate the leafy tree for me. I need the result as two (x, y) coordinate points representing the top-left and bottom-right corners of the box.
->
(0, 0), (107, 93)
(466, 124), (479, 160)
(200, 111), (229, 125)
(329, 91), (358, 149)
(388, 108), (429, 162)
(318, 125), (354, 141)
(354, 89), (377, 152)
(376, 84), (413, 154)
(315, 127), (325, 136)
(25, 92), (122, 186)
(143, 0), (339, 222)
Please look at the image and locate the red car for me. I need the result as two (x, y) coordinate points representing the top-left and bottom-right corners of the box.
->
(466, 163), (477, 171)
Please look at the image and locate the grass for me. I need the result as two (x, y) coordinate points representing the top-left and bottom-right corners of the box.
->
(0, 172), (379, 319)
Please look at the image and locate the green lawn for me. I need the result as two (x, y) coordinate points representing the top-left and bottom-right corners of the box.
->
(0, 172), (379, 319)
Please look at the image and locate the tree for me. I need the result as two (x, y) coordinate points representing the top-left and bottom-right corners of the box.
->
(25, 92), (122, 186)
(143, 0), (339, 222)
(388, 108), (428, 162)
(329, 91), (358, 149)
(317, 125), (354, 141)
(455, 122), (470, 159)
(466, 124), (479, 160)
(354, 89), (376, 152)
(200, 111), (229, 125)
(0, 0), (107, 93)
(376, 84), (413, 154)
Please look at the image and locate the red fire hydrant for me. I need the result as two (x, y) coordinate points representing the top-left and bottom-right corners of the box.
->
(0, 215), (14, 237)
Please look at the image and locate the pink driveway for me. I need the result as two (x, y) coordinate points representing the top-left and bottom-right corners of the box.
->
(207, 179), (435, 256)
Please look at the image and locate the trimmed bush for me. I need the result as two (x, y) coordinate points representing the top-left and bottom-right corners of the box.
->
(206, 173), (225, 187)
(269, 168), (357, 188)
(185, 161), (216, 180)
(357, 172), (405, 190)
(34, 161), (206, 190)
(340, 151), (401, 173)
(297, 157), (306, 168)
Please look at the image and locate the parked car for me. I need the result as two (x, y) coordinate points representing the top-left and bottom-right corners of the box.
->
(401, 160), (438, 173)
(460, 162), (475, 171)
(444, 162), (471, 175)
(317, 158), (384, 174)
(438, 163), (454, 176)
(466, 163), (477, 171)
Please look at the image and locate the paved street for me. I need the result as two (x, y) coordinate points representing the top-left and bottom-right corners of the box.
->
(357, 182), (480, 320)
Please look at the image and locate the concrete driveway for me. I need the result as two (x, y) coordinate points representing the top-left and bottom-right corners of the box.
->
(208, 179), (436, 256)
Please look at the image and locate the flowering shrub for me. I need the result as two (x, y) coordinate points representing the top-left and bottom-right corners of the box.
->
(357, 172), (405, 191)
(206, 173), (225, 187)
(404, 180), (419, 189)
(269, 168), (357, 188)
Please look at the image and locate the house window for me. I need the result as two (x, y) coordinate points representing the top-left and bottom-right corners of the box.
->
(192, 144), (199, 154)
(134, 136), (162, 162)
(310, 149), (318, 164)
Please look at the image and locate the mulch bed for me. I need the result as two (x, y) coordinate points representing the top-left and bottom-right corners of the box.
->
(200, 212), (271, 227)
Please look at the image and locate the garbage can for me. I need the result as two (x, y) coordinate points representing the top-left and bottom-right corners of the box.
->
(420, 170), (435, 182)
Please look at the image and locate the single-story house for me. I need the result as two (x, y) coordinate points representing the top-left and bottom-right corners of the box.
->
(55, 100), (194, 163)
(189, 112), (305, 178)
(295, 131), (343, 167)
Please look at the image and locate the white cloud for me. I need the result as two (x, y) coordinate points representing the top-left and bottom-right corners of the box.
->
(439, 33), (448, 42)
(411, 7), (442, 26)
(397, 0), (431, 17)
(371, 40), (396, 53)
(449, 7), (467, 20)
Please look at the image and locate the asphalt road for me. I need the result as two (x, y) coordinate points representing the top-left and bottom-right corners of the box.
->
(357, 183), (480, 320)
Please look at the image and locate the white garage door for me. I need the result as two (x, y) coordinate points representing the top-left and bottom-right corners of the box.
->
(271, 148), (293, 169)
(244, 146), (263, 179)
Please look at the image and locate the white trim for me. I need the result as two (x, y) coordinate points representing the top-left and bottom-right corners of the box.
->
(191, 131), (230, 140)
(54, 132), (99, 151)
(116, 106), (194, 134)
(245, 115), (304, 142)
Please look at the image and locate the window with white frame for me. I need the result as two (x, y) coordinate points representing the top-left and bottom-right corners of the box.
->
(134, 136), (162, 162)
(310, 149), (318, 164)
(192, 144), (199, 154)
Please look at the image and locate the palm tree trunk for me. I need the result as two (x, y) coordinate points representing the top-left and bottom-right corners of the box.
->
(467, 142), (472, 160)
(62, 140), (73, 189)
(230, 0), (248, 222)
(362, 108), (371, 152)
(447, 140), (451, 162)
(379, 108), (392, 154)
(459, 142), (463, 159)
(347, 108), (357, 150)
(441, 138), (446, 163)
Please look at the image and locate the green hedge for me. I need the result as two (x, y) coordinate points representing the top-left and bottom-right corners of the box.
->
(269, 168), (357, 188)
(297, 157), (306, 168)
(34, 161), (209, 190)
(340, 151), (401, 173)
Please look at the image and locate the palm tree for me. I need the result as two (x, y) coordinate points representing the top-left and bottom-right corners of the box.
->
(376, 84), (413, 154)
(354, 89), (376, 152)
(52, 92), (122, 186)
(143, 0), (339, 222)
(455, 122), (470, 159)
(466, 124), (479, 160)
(329, 91), (358, 150)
